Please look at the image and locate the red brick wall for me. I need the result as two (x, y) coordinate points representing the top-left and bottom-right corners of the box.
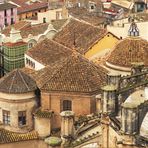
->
(41, 91), (97, 128)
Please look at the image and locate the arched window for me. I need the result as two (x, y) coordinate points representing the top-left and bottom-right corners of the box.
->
(28, 42), (33, 49)
(63, 100), (72, 111)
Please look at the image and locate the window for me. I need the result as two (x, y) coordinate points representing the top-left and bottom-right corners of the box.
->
(18, 111), (26, 126)
(3, 110), (10, 125)
(11, 8), (13, 15)
(63, 100), (72, 111)
(4, 18), (7, 26)
(43, 17), (46, 23)
(11, 18), (14, 25)
(26, 58), (35, 69)
(28, 42), (33, 48)
(4, 10), (7, 17)
(91, 5), (94, 9)
(56, 11), (62, 19)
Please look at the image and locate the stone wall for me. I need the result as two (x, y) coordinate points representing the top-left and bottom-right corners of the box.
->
(0, 92), (36, 133)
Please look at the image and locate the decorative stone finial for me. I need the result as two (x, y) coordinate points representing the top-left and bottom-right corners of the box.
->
(128, 19), (139, 37)
(10, 27), (22, 43)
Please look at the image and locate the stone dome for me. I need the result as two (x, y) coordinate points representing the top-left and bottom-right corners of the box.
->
(107, 37), (148, 69)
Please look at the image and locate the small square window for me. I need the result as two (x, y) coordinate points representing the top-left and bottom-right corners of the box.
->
(63, 100), (72, 111)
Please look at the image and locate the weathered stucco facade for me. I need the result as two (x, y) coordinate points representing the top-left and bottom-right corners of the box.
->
(0, 92), (36, 133)
(0, 69), (37, 133)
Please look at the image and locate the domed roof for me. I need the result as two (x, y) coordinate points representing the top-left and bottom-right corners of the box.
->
(107, 37), (148, 68)
(0, 69), (37, 93)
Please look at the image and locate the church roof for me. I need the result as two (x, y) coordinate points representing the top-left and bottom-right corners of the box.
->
(107, 37), (148, 68)
(35, 53), (107, 94)
(0, 69), (37, 94)
(54, 18), (107, 54)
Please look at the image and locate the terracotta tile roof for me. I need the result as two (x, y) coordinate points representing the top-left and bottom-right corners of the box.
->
(0, 128), (38, 144)
(10, 0), (48, 14)
(35, 53), (107, 94)
(20, 23), (49, 38)
(2, 22), (48, 38)
(54, 18), (107, 54)
(2, 20), (67, 38)
(50, 19), (68, 30)
(0, 69), (37, 93)
(21, 67), (36, 75)
(2, 21), (31, 36)
(63, 0), (102, 6)
(34, 108), (54, 118)
(68, 7), (106, 26)
(3, 41), (27, 47)
(107, 37), (148, 67)
(0, 2), (17, 11)
(26, 39), (73, 66)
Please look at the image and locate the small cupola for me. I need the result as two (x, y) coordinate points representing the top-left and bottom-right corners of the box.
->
(128, 19), (139, 37)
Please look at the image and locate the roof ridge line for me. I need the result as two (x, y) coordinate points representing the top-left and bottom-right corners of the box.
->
(50, 39), (72, 52)
(57, 18), (71, 33)
(41, 53), (84, 89)
(9, 71), (17, 93)
(71, 17), (100, 29)
(19, 22), (31, 30)
(40, 56), (70, 89)
(18, 70), (30, 91)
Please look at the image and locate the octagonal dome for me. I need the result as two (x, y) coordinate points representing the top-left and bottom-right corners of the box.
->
(0, 69), (37, 94)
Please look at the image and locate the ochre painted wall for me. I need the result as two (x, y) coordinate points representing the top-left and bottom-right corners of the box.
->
(85, 33), (119, 60)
